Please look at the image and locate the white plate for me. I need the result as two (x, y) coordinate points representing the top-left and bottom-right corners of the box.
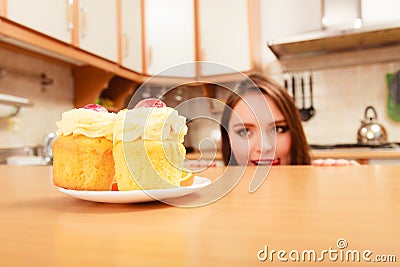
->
(56, 176), (211, 203)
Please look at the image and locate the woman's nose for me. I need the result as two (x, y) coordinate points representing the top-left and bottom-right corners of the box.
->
(255, 131), (274, 153)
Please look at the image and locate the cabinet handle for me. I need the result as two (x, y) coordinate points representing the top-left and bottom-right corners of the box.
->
(147, 46), (153, 67)
(201, 49), (206, 61)
(66, 0), (74, 30)
(80, 7), (88, 38)
(122, 34), (130, 58)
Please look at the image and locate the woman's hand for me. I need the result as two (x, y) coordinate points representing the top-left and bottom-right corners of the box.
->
(312, 158), (360, 166)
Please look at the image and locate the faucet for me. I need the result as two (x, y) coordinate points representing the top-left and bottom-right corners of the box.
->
(42, 132), (58, 164)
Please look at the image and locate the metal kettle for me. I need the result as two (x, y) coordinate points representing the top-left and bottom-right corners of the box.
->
(357, 106), (388, 145)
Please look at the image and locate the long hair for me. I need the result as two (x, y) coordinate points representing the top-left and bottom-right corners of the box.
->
(220, 73), (311, 165)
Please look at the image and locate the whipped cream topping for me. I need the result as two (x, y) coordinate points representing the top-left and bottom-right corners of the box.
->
(56, 108), (116, 140)
(114, 107), (187, 142)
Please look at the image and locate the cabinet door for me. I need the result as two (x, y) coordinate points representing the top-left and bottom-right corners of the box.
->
(78, 0), (118, 62)
(144, 0), (195, 77)
(362, 0), (400, 27)
(322, 0), (360, 30)
(198, 0), (251, 76)
(262, 0), (321, 41)
(6, 0), (72, 43)
(120, 0), (142, 72)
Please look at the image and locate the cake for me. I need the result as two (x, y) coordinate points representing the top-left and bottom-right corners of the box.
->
(52, 104), (116, 191)
(113, 99), (188, 190)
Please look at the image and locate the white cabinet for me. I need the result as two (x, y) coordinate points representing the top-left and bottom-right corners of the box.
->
(5, 0), (72, 43)
(361, 0), (400, 27)
(322, 0), (361, 30)
(78, 0), (118, 62)
(120, 0), (143, 72)
(262, 0), (322, 41)
(198, 0), (251, 76)
(144, 0), (195, 77)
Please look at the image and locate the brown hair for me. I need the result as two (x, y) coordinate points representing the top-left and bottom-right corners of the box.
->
(220, 73), (311, 165)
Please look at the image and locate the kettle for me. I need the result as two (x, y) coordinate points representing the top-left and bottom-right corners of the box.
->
(357, 106), (388, 145)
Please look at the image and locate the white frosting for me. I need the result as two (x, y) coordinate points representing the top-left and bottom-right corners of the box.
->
(56, 108), (116, 140)
(114, 107), (187, 143)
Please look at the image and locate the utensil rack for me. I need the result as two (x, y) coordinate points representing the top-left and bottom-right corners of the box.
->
(0, 66), (54, 91)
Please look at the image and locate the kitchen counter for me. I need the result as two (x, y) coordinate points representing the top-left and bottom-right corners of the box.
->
(186, 148), (400, 165)
(311, 148), (400, 164)
(1, 165), (400, 266)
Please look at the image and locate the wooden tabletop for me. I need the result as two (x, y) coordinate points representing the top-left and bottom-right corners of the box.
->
(1, 165), (399, 266)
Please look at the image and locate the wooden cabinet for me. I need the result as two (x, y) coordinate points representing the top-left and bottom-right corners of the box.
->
(143, 0), (195, 77)
(5, 0), (73, 43)
(198, 0), (252, 76)
(78, 0), (118, 62)
(120, 0), (143, 72)
(73, 66), (136, 112)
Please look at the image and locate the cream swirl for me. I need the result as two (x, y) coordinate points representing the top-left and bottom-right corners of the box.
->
(114, 107), (187, 142)
(56, 108), (116, 140)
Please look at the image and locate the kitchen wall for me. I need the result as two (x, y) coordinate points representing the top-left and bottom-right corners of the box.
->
(0, 46), (74, 148)
(303, 62), (400, 144)
(263, 48), (400, 144)
(1, 40), (400, 149)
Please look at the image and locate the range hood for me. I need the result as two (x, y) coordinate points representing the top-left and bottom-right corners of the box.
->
(267, 24), (400, 59)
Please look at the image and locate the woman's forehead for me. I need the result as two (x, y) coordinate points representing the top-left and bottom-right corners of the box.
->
(230, 93), (283, 123)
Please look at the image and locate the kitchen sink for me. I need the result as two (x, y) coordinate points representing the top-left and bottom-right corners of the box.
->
(0, 146), (40, 164)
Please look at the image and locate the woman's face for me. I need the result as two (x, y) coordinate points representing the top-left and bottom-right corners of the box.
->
(227, 93), (292, 166)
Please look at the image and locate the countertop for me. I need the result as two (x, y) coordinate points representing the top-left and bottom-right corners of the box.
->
(186, 148), (400, 162)
(1, 165), (399, 266)
(311, 148), (400, 164)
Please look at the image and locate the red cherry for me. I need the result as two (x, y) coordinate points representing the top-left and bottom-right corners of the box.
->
(83, 104), (108, 112)
(135, 98), (166, 108)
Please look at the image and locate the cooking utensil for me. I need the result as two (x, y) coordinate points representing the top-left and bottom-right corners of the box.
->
(307, 73), (316, 119)
(291, 75), (296, 105)
(299, 77), (310, 121)
(357, 106), (388, 145)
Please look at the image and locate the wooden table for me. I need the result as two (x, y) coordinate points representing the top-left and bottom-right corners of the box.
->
(1, 165), (399, 266)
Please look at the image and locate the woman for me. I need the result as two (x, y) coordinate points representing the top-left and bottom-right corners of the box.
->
(220, 73), (357, 166)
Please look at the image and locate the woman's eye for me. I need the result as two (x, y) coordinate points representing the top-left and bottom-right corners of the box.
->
(236, 128), (252, 137)
(273, 125), (289, 134)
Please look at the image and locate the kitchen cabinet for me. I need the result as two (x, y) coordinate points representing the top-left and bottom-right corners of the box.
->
(322, 0), (361, 30)
(198, 0), (252, 76)
(144, 0), (195, 77)
(262, 0), (322, 41)
(361, 0), (400, 27)
(5, 0), (73, 43)
(78, 0), (118, 62)
(120, 0), (143, 73)
(73, 66), (136, 112)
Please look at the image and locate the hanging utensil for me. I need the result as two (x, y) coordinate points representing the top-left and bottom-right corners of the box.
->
(307, 73), (316, 119)
(299, 77), (310, 121)
(291, 75), (296, 106)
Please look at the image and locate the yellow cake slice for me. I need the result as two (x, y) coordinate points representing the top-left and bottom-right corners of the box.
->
(113, 105), (187, 190)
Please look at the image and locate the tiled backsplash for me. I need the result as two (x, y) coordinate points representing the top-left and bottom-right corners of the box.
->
(0, 46), (73, 148)
(302, 62), (400, 144)
(268, 62), (400, 145)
